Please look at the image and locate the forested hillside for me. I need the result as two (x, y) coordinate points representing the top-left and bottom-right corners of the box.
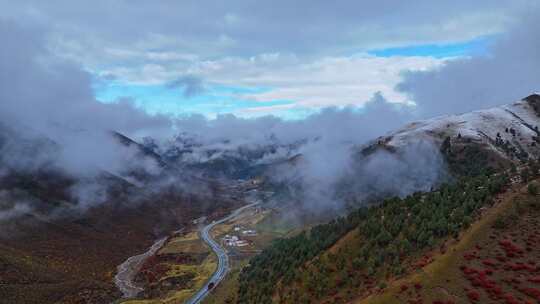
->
(238, 169), (510, 303)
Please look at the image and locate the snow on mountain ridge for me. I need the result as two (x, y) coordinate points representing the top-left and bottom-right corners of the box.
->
(385, 98), (540, 161)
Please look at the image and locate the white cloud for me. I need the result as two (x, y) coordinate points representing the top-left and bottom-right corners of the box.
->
(398, 9), (540, 117)
(98, 53), (444, 110)
(226, 55), (444, 107)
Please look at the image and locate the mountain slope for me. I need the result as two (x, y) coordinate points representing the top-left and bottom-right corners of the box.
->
(377, 94), (540, 164)
(230, 95), (540, 304)
(0, 128), (237, 304)
(237, 172), (511, 304)
(355, 180), (540, 304)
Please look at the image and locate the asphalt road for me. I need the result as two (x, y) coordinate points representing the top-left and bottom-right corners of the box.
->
(185, 202), (259, 304)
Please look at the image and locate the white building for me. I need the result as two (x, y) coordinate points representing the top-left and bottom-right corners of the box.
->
(222, 234), (250, 247)
(242, 229), (257, 236)
(235, 240), (249, 247)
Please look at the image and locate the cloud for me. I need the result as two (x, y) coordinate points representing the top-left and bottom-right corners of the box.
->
(346, 140), (447, 201)
(0, 19), (223, 229)
(227, 55), (443, 108)
(397, 7), (540, 117)
(156, 92), (427, 214)
(167, 75), (206, 98)
(97, 53), (444, 116)
(276, 139), (447, 213)
(0, 191), (33, 222)
(0, 19), (178, 217)
(1, 0), (530, 59)
(167, 92), (413, 149)
(1, 1), (534, 116)
(0, 20), (173, 135)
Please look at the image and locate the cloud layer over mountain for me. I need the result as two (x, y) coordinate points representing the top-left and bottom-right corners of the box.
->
(399, 9), (540, 117)
(0, 3), (539, 223)
(0, 20), (174, 176)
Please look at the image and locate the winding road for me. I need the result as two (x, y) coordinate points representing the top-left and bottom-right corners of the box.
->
(185, 202), (259, 304)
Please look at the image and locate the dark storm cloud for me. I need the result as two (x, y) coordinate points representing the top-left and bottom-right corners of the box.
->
(398, 8), (540, 117)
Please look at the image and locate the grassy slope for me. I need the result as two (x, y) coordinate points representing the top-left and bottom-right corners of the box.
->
(261, 184), (496, 303)
(263, 180), (530, 304)
(358, 181), (540, 304)
(0, 195), (235, 304)
(0, 244), (81, 303)
(0, 207), (161, 304)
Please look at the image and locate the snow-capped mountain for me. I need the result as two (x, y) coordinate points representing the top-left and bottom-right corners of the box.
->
(372, 94), (540, 164)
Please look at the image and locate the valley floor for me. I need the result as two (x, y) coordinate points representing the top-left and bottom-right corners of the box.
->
(117, 204), (287, 304)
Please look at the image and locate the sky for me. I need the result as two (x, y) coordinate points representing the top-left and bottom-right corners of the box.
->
(0, 0), (537, 120)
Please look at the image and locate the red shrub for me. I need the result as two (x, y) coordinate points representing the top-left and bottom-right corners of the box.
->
(528, 275), (540, 283)
(519, 287), (540, 300)
(467, 290), (480, 302)
(482, 259), (497, 267)
(502, 293), (520, 304)
(463, 252), (478, 261)
(511, 278), (522, 284)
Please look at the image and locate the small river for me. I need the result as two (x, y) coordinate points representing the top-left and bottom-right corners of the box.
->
(114, 237), (168, 298)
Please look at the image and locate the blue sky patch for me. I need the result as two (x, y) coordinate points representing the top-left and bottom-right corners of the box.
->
(94, 81), (296, 118)
(368, 36), (494, 58)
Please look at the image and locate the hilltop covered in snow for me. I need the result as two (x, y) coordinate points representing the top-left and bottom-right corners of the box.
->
(376, 94), (540, 164)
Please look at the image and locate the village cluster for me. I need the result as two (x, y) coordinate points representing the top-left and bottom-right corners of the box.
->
(222, 226), (258, 247)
